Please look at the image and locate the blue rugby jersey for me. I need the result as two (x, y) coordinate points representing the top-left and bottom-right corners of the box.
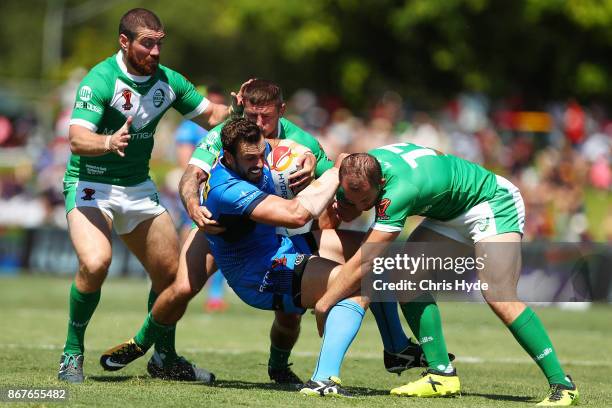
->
(205, 145), (286, 288)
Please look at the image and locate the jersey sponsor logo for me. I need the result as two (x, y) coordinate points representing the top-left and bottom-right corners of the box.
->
(81, 188), (96, 201)
(153, 88), (165, 108)
(376, 198), (391, 220)
(85, 164), (107, 175)
(130, 131), (154, 140)
(74, 101), (102, 114)
(79, 86), (92, 102)
(121, 89), (133, 110)
(101, 126), (153, 140)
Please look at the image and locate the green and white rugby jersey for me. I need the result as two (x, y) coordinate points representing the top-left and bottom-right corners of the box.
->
(65, 52), (209, 186)
(188, 117), (333, 177)
(371, 142), (498, 232)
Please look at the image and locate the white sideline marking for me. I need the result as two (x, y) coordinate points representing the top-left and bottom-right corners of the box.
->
(3, 343), (611, 367)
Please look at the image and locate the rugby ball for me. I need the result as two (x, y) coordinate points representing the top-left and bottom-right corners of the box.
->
(266, 139), (313, 236)
(266, 139), (312, 199)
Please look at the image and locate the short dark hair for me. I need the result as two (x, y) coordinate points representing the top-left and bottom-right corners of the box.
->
(339, 153), (383, 190)
(221, 118), (262, 156)
(243, 79), (283, 107)
(119, 8), (164, 40)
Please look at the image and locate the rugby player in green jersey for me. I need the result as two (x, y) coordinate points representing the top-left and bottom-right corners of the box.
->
(59, 8), (249, 383)
(315, 144), (578, 406)
(102, 80), (448, 386)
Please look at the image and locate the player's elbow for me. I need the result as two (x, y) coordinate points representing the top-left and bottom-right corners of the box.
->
(68, 136), (82, 155)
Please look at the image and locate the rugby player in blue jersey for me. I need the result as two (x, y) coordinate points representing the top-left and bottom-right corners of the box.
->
(102, 118), (366, 396)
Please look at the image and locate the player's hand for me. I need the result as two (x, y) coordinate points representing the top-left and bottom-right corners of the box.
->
(334, 153), (349, 169)
(288, 152), (316, 193)
(314, 298), (332, 337)
(109, 116), (132, 157)
(189, 204), (225, 234)
(230, 78), (255, 117)
(333, 199), (362, 223)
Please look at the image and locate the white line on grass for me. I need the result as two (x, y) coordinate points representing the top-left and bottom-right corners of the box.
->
(2, 343), (610, 367)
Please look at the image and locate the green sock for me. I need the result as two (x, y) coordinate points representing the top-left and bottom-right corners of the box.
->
(508, 307), (571, 387)
(63, 282), (100, 355)
(147, 289), (178, 362)
(134, 312), (174, 352)
(268, 344), (291, 369)
(400, 294), (451, 372)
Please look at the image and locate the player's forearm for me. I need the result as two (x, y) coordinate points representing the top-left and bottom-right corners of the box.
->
(179, 165), (208, 214)
(295, 167), (339, 218)
(68, 125), (110, 157)
(195, 103), (230, 130)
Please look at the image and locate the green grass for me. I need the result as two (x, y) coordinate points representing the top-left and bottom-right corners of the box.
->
(0, 275), (610, 407)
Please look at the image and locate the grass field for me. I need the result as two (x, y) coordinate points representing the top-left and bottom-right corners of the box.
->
(0, 274), (610, 407)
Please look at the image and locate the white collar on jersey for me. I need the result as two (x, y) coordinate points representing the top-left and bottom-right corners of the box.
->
(115, 51), (152, 83)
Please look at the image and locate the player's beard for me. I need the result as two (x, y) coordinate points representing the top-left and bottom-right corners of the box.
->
(238, 165), (263, 184)
(126, 47), (159, 76)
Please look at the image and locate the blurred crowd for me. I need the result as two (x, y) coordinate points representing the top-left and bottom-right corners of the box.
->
(285, 90), (612, 242)
(0, 77), (610, 242)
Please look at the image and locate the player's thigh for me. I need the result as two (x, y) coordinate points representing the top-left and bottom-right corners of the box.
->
(67, 207), (113, 274)
(120, 211), (179, 289)
(299, 256), (343, 308)
(274, 309), (302, 328)
(313, 229), (365, 264)
(475, 232), (522, 301)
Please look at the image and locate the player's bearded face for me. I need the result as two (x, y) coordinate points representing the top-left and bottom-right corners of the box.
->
(126, 29), (164, 75)
(233, 140), (267, 183)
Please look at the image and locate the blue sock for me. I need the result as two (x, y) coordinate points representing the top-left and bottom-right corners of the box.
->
(370, 302), (410, 353)
(311, 299), (365, 381)
(207, 271), (225, 300)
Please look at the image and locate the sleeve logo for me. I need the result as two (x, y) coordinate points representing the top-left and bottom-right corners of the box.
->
(79, 86), (92, 102)
(376, 198), (391, 220)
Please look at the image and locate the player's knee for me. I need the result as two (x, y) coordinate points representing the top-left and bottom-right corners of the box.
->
(78, 254), (111, 278)
(173, 280), (200, 303)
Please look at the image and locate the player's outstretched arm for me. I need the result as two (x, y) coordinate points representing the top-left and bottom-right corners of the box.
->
(194, 102), (230, 130)
(314, 228), (400, 336)
(69, 116), (132, 157)
(250, 167), (339, 228)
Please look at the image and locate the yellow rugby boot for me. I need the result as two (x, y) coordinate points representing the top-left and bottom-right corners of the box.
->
(390, 368), (460, 397)
(536, 376), (579, 406)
